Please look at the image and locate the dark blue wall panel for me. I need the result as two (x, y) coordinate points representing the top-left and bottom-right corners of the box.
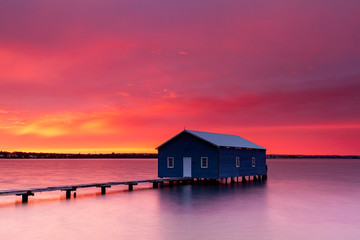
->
(219, 148), (266, 177)
(158, 132), (219, 178)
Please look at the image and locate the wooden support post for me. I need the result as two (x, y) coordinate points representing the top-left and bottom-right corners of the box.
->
(128, 184), (133, 191)
(253, 175), (257, 181)
(22, 194), (28, 203)
(248, 176), (251, 181)
(237, 177), (239, 182)
(242, 176), (246, 183)
(61, 187), (76, 199)
(225, 178), (228, 184)
(101, 186), (106, 195)
(153, 182), (158, 188)
(66, 190), (71, 199)
(17, 191), (34, 203)
(168, 181), (174, 187)
(231, 177), (235, 184)
(96, 185), (111, 195)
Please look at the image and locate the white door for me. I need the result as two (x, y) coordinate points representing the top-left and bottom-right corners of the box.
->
(183, 157), (192, 177)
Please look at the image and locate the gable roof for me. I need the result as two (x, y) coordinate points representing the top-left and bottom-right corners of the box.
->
(156, 129), (266, 150)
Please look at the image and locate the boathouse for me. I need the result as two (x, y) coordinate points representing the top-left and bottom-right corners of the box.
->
(157, 130), (266, 179)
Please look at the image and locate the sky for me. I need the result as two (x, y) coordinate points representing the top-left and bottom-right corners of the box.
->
(0, 0), (359, 155)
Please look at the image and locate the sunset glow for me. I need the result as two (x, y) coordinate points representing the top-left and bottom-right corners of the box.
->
(0, 0), (359, 154)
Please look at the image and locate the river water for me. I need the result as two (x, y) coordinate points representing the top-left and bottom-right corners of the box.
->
(0, 158), (359, 240)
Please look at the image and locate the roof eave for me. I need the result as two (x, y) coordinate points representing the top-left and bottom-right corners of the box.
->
(219, 145), (266, 150)
(155, 130), (220, 150)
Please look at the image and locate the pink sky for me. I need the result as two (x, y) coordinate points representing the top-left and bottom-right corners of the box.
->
(0, 0), (359, 154)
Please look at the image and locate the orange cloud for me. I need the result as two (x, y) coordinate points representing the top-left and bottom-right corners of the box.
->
(2, 110), (117, 138)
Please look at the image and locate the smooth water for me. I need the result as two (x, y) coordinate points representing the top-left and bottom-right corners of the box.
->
(0, 159), (359, 240)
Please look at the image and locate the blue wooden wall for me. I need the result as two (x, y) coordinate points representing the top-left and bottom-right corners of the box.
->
(158, 132), (267, 178)
(218, 148), (266, 177)
(158, 132), (219, 178)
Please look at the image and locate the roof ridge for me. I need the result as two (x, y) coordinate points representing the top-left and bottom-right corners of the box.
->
(157, 129), (266, 150)
(186, 129), (266, 150)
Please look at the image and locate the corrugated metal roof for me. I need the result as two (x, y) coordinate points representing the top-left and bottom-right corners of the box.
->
(157, 129), (266, 150)
(186, 130), (266, 149)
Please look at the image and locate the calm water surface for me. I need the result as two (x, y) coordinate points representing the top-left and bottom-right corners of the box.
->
(0, 158), (359, 240)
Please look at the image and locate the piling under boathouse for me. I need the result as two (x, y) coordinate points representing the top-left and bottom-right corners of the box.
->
(157, 130), (267, 180)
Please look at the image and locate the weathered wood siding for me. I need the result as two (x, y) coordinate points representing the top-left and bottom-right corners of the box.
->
(158, 132), (219, 178)
(219, 148), (266, 177)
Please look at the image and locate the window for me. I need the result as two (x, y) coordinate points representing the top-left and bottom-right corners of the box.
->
(167, 157), (174, 168)
(236, 157), (240, 168)
(252, 157), (255, 167)
(201, 157), (208, 168)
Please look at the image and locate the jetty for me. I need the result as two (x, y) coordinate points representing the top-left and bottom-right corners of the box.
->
(0, 175), (267, 203)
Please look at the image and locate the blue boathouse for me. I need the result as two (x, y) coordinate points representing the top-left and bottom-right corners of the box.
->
(157, 130), (267, 179)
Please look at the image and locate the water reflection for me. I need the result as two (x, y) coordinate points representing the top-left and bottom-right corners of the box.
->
(156, 181), (268, 213)
(0, 159), (359, 240)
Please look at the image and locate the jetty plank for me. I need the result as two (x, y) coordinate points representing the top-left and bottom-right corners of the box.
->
(0, 175), (265, 203)
(0, 177), (192, 197)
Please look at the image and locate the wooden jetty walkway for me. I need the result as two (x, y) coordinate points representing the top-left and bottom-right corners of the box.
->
(0, 175), (267, 203)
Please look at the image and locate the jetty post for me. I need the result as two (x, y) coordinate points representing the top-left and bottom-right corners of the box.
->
(127, 182), (137, 191)
(61, 187), (77, 199)
(16, 191), (34, 203)
(97, 185), (111, 195)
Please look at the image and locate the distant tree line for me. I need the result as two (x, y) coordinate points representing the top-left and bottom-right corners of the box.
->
(0, 151), (358, 159)
(266, 154), (360, 159)
(0, 151), (157, 159)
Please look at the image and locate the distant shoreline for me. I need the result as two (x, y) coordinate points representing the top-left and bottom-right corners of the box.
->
(0, 151), (359, 159)
(0, 151), (158, 159)
(266, 154), (359, 159)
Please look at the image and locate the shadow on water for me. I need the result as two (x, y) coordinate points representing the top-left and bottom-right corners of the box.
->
(155, 181), (268, 214)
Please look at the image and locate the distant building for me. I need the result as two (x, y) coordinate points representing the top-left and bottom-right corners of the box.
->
(157, 130), (267, 179)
